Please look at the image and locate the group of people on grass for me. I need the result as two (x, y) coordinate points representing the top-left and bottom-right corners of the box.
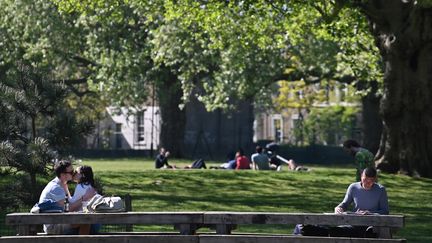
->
(155, 143), (304, 171)
(36, 138), (385, 238)
(214, 146), (304, 171)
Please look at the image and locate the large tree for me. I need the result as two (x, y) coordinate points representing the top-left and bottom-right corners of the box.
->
(291, 0), (432, 177)
(358, 0), (432, 177)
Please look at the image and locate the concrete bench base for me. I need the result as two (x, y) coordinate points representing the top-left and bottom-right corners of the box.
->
(0, 234), (406, 243)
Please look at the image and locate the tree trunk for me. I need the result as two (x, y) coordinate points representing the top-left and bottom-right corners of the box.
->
(30, 172), (38, 203)
(362, 1), (432, 177)
(157, 70), (186, 158)
(359, 81), (383, 154)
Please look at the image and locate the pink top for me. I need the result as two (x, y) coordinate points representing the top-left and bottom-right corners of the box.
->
(236, 156), (251, 169)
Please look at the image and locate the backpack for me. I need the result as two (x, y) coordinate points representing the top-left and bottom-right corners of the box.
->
(300, 224), (329, 236)
(86, 194), (125, 213)
(191, 158), (206, 169)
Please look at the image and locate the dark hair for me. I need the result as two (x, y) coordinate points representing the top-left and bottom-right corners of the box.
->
(343, 139), (361, 149)
(256, 146), (263, 153)
(363, 167), (377, 178)
(54, 160), (72, 177)
(237, 148), (244, 156)
(79, 165), (95, 187)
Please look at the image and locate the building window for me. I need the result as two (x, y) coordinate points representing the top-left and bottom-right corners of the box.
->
(136, 111), (145, 143)
(115, 123), (122, 149)
(271, 115), (283, 143)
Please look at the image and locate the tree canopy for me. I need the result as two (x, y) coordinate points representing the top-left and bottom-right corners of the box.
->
(2, 0), (432, 176)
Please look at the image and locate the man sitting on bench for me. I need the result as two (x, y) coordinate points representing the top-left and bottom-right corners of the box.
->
(297, 167), (388, 237)
(332, 167), (389, 237)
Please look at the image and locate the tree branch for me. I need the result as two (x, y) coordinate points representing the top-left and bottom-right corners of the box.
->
(313, 0), (348, 24)
(72, 55), (99, 67)
(10, 132), (30, 143)
(273, 69), (357, 85)
(51, 78), (88, 85)
(67, 84), (96, 97)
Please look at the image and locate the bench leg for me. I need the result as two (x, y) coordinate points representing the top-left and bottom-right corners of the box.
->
(176, 224), (196, 235)
(376, 227), (392, 238)
(16, 225), (31, 235)
(215, 224), (234, 234)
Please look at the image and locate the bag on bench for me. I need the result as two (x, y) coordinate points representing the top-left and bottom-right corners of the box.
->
(296, 224), (329, 236)
(86, 194), (126, 213)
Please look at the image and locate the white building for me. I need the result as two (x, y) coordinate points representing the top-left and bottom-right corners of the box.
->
(87, 106), (160, 150)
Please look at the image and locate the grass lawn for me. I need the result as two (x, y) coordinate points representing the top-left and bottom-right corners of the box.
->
(2, 157), (431, 242)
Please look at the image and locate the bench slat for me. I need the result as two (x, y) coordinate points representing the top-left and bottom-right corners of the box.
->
(203, 212), (405, 228)
(6, 212), (404, 228)
(6, 212), (203, 225)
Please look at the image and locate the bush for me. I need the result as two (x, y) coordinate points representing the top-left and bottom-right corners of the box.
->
(296, 106), (359, 146)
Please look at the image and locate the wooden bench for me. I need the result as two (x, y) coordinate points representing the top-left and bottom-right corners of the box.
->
(5, 211), (405, 241)
(0, 234), (406, 243)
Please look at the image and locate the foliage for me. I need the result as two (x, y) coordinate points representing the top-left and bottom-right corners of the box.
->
(0, 63), (95, 201)
(6, 0), (430, 176)
(274, 78), (360, 145)
(50, 0), (295, 155)
(0, 138), (52, 177)
(162, 1), (290, 110)
(0, 64), (60, 177)
(0, 0), (105, 197)
(163, 1), (382, 105)
(0, 0), (83, 78)
(47, 0), (384, 112)
(0, 0), (107, 120)
(49, 1), (385, 155)
(51, 0), (292, 111)
(274, 80), (325, 110)
(300, 106), (359, 145)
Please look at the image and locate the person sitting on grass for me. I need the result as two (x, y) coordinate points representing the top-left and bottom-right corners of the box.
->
(209, 158), (236, 169)
(184, 158), (207, 169)
(235, 149), (251, 170)
(251, 146), (270, 170)
(277, 156), (309, 171)
(155, 147), (176, 169)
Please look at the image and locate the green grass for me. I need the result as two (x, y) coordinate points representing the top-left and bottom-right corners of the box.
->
(2, 158), (432, 242)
